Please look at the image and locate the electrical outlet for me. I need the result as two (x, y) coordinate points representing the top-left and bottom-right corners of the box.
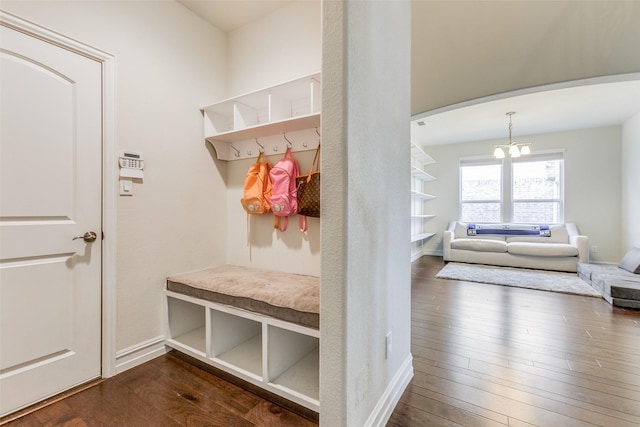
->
(385, 331), (392, 359)
(591, 245), (599, 254)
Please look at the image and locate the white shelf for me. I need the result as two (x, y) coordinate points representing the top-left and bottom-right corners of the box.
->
(411, 142), (435, 165)
(411, 232), (435, 243)
(172, 327), (206, 354)
(270, 347), (319, 402)
(167, 296), (206, 353)
(411, 165), (435, 181)
(411, 190), (435, 200)
(411, 214), (435, 219)
(203, 73), (321, 161)
(215, 334), (262, 378)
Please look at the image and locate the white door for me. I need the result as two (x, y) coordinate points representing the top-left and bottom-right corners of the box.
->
(0, 23), (103, 416)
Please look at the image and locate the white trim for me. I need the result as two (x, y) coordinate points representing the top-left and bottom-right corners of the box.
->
(410, 249), (425, 262)
(363, 354), (414, 427)
(422, 248), (444, 257)
(115, 336), (168, 374)
(0, 11), (118, 378)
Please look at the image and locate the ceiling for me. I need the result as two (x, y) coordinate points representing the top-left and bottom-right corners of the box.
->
(411, 77), (640, 146)
(178, 0), (292, 33)
(179, 1), (640, 146)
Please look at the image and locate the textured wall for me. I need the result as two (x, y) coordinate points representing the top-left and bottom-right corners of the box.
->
(321, 1), (412, 425)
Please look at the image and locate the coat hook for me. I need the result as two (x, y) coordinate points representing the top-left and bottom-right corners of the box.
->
(231, 144), (240, 158)
(283, 132), (293, 149)
(247, 149), (253, 156)
(273, 145), (278, 152)
(255, 138), (265, 153)
(315, 127), (321, 137)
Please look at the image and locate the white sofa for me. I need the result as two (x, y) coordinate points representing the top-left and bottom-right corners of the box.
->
(443, 221), (589, 272)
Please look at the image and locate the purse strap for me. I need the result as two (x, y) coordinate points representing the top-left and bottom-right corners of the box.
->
(307, 144), (320, 181)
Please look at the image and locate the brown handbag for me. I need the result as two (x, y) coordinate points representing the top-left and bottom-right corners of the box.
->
(296, 144), (320, 231)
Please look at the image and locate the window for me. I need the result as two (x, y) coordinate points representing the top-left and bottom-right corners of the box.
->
(460, 160), (502, 223)
(460, 152), (564, 223)
(511, 154), (563, 223)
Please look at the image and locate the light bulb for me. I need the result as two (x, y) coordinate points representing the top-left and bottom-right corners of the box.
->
(509, 145), (520, 157)
(520, 145), (530, 155)
(494, 147), (505, 159)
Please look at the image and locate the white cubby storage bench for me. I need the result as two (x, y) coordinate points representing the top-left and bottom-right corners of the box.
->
(164, 265), (320, 413)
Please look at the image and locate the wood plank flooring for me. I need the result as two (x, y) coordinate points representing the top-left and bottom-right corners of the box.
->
(1, 352), (318, 427)
(388, 256), (640, 427)
(4, 256), (639, 426)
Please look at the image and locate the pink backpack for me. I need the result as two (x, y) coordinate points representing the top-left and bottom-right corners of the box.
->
(268, 147), (299, 231)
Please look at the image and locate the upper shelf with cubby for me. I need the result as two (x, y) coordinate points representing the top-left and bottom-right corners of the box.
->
(202, 73), (321, 161)
(411, 142), (435, 166)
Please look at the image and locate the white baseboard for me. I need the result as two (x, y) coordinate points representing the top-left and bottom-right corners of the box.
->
(410, 249), (424, 262)
(422, 248), (443, 257)
(115, 335), (168, 374)
(364, 353), (414, 427)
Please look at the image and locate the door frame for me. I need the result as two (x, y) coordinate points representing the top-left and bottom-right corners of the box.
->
(0, 11), (118, 378)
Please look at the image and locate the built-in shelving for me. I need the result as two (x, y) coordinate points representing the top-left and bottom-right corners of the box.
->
(411, 143), (435, 165)
(202, 73), (321, 161)
(411, 141), (436, 260)
(411, 165), (435, 181)
(411, 190), (436, 201)
(411, 232), (436, 243)
(165, 292), (320, 412)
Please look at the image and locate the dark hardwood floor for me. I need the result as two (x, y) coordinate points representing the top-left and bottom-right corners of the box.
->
(388, 256), (640, 427)
(4, 256), (639, 426)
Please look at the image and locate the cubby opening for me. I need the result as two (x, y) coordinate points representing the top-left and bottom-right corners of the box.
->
(166, 296), (206, 355)
(210, 309), (263, 379)
(267, 325), (319, 402)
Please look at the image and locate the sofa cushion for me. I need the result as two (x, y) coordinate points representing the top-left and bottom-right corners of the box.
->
(505, 224), (569, 244)
(451, 238), (508, 252)
(507, 242), (578, 257)
(618, 247), (640, 274)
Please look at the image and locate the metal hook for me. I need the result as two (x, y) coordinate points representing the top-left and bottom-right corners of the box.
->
(283, 132), (293, 149)
(255, 138), (265, 153)
(231, 144), (240, 158)
(273, 145), (278, 152)
(315, 127), (321, 137)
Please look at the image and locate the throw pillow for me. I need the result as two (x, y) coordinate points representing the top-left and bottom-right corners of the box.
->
(618, 247), (640, 274)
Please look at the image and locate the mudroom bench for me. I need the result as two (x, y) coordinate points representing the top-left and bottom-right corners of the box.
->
(164, 265), (320, 412)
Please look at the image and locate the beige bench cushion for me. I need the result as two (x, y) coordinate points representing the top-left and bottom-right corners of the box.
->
(167, 265), (319, 329)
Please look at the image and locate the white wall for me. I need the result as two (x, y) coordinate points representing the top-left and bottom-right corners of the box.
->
(322, 1), (412, 426)
(227, 0), (321, 97)
(622, 112), (640, 250)
(1, 1), (229, 351)
(421, 126), (623, 263)
(223, 0), (321, 276)
(412, 1), (640, 115)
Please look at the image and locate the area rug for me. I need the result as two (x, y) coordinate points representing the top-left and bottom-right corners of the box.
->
(436, 263), (601, 297)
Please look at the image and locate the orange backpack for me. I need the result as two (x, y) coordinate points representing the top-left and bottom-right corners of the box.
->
(240, 152), (272, 215)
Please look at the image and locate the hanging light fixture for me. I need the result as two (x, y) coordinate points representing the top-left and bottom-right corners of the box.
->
(493, 112), (531, 158)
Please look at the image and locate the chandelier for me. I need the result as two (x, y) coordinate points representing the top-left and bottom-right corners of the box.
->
(493, 112), (531, 159)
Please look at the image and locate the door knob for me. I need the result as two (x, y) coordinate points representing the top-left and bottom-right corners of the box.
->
(73, 231), (98, 242)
